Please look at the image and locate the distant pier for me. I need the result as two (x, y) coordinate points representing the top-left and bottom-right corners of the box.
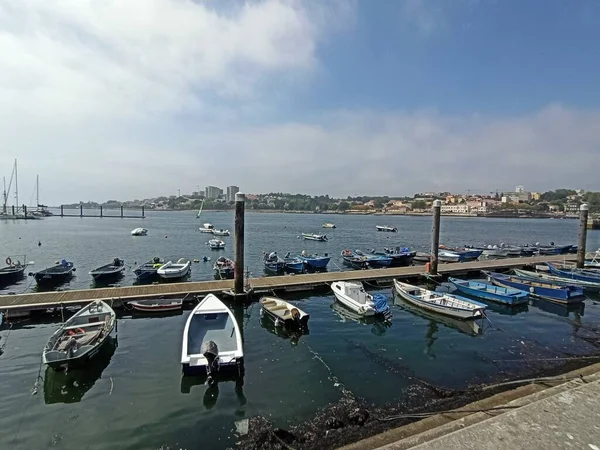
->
(0, 255), (575, 317)
(58, 204), (145, 219)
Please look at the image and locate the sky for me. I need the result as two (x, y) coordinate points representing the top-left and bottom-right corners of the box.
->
(1, 0), (599, 204)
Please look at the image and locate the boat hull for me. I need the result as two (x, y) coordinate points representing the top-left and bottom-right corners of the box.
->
(487, 273), (584, 304)
(0, 266), (26, 286)
(129, 298), (183, 313)
(546, 263), (600, 284)
(298, 256), (330, 269)
(331, 282), (376, 316)
(34, 271), (73, 287)
(449, 278), (529, 305)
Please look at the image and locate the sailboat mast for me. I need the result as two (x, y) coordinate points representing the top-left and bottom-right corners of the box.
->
(36, 174), (39, 207)
(2, 176), (6, 214)
(14, 159), (18, 212)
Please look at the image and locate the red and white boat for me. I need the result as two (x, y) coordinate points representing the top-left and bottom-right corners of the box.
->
(129, 297), (185, 313)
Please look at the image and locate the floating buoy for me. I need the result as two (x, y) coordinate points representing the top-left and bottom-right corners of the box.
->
(38, 241), (42, 246)
(165, 235), (168, 238)
(193, 259), (200, 263)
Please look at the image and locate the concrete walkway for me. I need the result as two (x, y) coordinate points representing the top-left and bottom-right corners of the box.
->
(379, 378), (600, 450)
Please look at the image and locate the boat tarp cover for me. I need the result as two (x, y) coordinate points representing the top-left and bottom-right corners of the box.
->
(373, 294), (389, 313)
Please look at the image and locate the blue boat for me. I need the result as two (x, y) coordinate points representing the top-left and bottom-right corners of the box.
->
(375, 247), (416, 266)
(534, 243), (573, 255)
(341, 250), (369, 269)
(442, 247), (483, 261)
(297, 252), (330, 269)
(448, 277), (529, 305)
(134, 257), (164, 282)
(486, 272), (584, 304)
(284, 257), (305, 273)
(354, 250), (393, 268)
(264, 252), (285, 273)
(546, 262), (600, 284)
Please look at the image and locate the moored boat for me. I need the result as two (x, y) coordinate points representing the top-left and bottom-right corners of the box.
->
(212, 229), (230, 236)
(545, 262), (600, 284)
(322, 223), (336, 229)
(376, 225), (397, 232)
(331, 281), (390, 318)
(393, 280), (486, 320)
(199, 223), (215, 233)
(380, 247), (416, 266)
(439, 246), (483, 261)
(31, 259), (75, 287)
(263, 252), (285, 273)
(340, 249), (369, 269)
(131, 227), (148, 236)
(259, 297), (310, 329)
(485, 272), (584, 304)
(157, 259), (191, 281)
(448, 277), (529, 305)
(207, 239), (225, 250)
(213, 256), (235, 279)
(0, 256), (27, 287)
(129, 297), (184, 313)
(301, 233), (328, 241)
(512, 268), (600, 289)
(42, 300), (116, 371)
(283, 256), (305, 273)
(353, 250), (393, 267)
(297, 251), (330, 269)
(89, 258), (125, 283)
(133, 257), (164, 282)
(181, 294), (244, 378)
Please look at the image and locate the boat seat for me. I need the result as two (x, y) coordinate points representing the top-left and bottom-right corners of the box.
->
(262, 300), (277, 307)
(63, 321), (105, 330)
(268, 305), (288, 311)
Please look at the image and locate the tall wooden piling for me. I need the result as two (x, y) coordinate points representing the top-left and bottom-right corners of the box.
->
(430, 200), (442, 275)
(141, 205), (145, 218)
(120, 205), (124, 218)
(100, 205), (103, 218)
(60, 205), (64, 217)
(79, 204), (83, 218)
(11, 205), (15, 215)
(23, 205), (27, 217)
(234, 193), (246, 295)
(577, 203), (589, 269)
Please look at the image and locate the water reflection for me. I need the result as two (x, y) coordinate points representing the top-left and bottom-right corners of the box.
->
(43, 336), (117, 404)
(330, 301), (392, 336)
(530, 298), (586, 318)
(259, 315), (308, 345)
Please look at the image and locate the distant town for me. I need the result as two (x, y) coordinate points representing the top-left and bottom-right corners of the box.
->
(61, 185), (600, 218)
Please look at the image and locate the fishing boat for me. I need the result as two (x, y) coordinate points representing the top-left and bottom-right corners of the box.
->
(0, 256), (27, 286)
(331, 281), (391, 318)
(379, 247), (416, 266)
(376, 225), (397, 232)
(393, 280), (486, 320)
(545, 262), (600, 284)
(181, 294), (244, 378)
(413, 252), (432, 264)
(199, 223), (215, 233)
(213, 257), (235, 279)
(439, 246), (483, 261)
(512, 268), (600, 290)
(263, 252), (285, 273)
(473, 245), (510, 259)
(133, 257), (164, 282)
(259, 297), (310, 329)
(89, 258), (125, 283)
(31, 259), (75, 287)
(448, 277), (529, 305)
(353, 250), (393, 267)
(485, 272), (584, 304)
(157, 259), (191, 281)
(207, 239), (225, 250)
(297, 251), (330, 269)
(42, 300), (116, 370)
(283, 255), (305, 273)
(212, 229), (230, 236)
(301, 233), (328, 241)
(131, 227), (148, 236)
(129, 296), (185, 313)
(340, 249), (369, 269)
(322, 223), (336, 229)
(533, 243), (573, 255)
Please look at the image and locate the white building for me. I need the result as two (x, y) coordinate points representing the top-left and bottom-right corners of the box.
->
(205, 186), (222, 199)
(226, 185), (240, 203)
(515, 185), (525, 193)
(441, 204), (470, 214)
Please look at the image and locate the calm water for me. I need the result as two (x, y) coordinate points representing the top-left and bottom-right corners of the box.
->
(1, 213), (600, 449)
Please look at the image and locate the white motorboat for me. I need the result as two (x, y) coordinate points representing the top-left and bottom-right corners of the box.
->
(259, 297), (310, 329)
(131, 227), (148, 236)
(212, 229), (230, 236)
(157, 258), (191, 280)
(199, 223), (215, 233)
(42, 300), (116, 370)
(181, 294), (244, 377)
(393, 280), (486, 320)
(330, 281), (377, 316)
(376, 225), (397, 232)
(301, 233), (328, 241)
(207, 239), (225, 250)
(322, 223), (336, 229)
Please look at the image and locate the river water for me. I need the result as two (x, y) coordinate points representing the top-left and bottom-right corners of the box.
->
(1, 212), (600, 449)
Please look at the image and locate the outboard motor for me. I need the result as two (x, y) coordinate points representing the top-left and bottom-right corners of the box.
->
(202, 340), (220, 384)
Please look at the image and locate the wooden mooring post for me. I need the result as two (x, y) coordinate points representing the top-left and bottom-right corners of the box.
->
(577, 203), (589, 269)
(234, 193), (246, 296)
(429, 199), (442, 275)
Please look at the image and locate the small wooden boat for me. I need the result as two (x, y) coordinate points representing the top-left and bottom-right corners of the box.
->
(263, 252), (285, 273)
(207, 239), (225, 250)
(439, 246), (483, 261)
(376, 225), (397, 232)
(545, 262), (600, 284)
(331, 281), (390, 317)
(485, 272), (584, 304)
(513, 268), (600, 289)
(134, 257), (164, 282)
(380, 247), (416, 266)
(259, 297), (309, 329)
(0, 256), (27, 286)
(354, 250), (393, 267)
(129, 296), (184, 313)
(199, 223), (215, 233)
(340, 249), (370, 269)
(394, 280), (486, 320)
(213, 256), (235, 279)
(212, 229), (230, 236)
(301, 233), (328, 241)
(43, 300), (116, 370)
(31, 259), (75, 286)
(89, 258), (125, 282)
(181, 294), (244, 377)
(157, 259), (191, 281)
(322, 223), (336, 229)
(283, 257), (305, 273)
(131, 227), (148, 236)
(448, 277), (529, 305)
(297, 251), (330, 269)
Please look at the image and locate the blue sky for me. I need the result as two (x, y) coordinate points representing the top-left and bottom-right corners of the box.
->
(1, 0), (599, 203)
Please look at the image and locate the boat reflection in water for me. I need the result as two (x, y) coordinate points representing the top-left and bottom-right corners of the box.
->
(180, 372), (246, 411)
(43, 336), (117, 404)
(330, 301), (392, 336)
(530, 298), (585, 318)
(259, 315), (309, 346)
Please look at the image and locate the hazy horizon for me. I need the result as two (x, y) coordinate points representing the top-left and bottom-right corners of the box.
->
(2, 0), (599, 205)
